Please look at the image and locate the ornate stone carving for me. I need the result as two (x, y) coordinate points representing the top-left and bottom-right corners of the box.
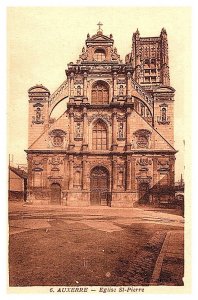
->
(117, 122), (125, 139)
(157, 158), (170, 171)
(116, 114), (126, 122)
(49, 129), (66, 137)
(74, 114), (83, 122)
(79, 47), (88, 61)
(49, 157), (63, 165)
(88, 114), (112, 126)
(111, 47), (120, 61)
(134, 129), (151, 149)
(32, 106), (44, 124)
(136, 158), (152, 166)
(74, 122), (83, 140)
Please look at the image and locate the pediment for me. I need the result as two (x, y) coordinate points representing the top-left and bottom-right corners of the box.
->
(28, 85), (50, 93)
(154, 86), (175, 93)
(87, 34), (113, 43)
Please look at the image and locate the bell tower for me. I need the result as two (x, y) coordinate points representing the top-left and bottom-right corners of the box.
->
(28, 85), (50, 147)
(127, 28), (175, 145)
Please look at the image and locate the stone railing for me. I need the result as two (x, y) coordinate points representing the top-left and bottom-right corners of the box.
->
(131, 78), (154, 109)
(49, 80), (68, 107)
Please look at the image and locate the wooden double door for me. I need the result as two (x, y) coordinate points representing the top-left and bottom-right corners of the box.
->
(90, 167), (111, 206)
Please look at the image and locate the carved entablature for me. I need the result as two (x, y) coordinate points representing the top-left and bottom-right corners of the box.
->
(159, 103), (168, 107)
(88, 160), (111, 173)
(136, 157), (152, 166)
(49, 156), (63, 166)
(47, 177), (63, 183)
(136, 176), (152, 183)
(89, 65), (112, 73)
(88, 114), (112, 126)
(133, 129), (151, 149)
(49, 129), (66, 137)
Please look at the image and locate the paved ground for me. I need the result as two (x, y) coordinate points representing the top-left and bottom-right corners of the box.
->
(8, 202), (184, 287)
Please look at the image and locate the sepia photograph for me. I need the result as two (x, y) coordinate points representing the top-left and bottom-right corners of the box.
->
(7, 4), (192, 294)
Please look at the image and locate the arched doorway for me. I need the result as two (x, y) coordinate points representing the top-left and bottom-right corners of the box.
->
(50, 183), (61, 205)
(90, 166), (110, 206)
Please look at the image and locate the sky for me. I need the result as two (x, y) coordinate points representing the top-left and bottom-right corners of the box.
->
(7, 7), (191, 180)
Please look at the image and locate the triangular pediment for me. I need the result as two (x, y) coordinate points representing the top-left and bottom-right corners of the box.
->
(87, 34), (113, 43)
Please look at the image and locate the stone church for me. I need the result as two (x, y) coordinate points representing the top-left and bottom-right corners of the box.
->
(26, 24), (176, 207)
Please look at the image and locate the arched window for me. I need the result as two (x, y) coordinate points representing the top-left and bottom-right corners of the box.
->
(94, 49), (106, 61)
(91, 81), (109, 104)
(92, 120), (107, 150)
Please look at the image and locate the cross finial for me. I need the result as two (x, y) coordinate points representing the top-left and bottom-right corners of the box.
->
(97, 21), (103, 32)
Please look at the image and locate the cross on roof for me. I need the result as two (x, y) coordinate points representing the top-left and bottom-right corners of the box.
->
(97, 22), (103, 31)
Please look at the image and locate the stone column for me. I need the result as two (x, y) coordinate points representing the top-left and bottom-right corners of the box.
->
(126, 71), (132, 101)
(82, 107), (88, 151)
(83, 72), (88, 102)
(70, 72), (74, 98)
(169, 156), (175, 186)
(63, 156), (69, 190)
(42, 157), (48, 188)
(153, 157), (158, 186)
(131, 158), (136, 190)
(69, 108), (75, 149)
(126, 156), (132, 190)
(112, 109), (117, 151)
(112, 156), (117, 190)
(125, 107), (131, 151)
(82, 155), (88, 190)
(27, 154), (33, 189)
(113, 72), (118, 99)
(68, 155), (73, 190)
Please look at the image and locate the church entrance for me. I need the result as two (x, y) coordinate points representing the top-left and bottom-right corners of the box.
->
(90, 166), (110, 206)
(138, 182), (150, 204)
(50, 183), (61, 205)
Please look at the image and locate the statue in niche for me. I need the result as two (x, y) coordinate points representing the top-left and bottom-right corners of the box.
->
(141, 104), (145, 117)
(161, 107), (167, 122)
(77, 85), (81, 96)
(118, 122), (124, 139)
(36, 107), (41, 121)
(119, 85), (124, 95)
(75, 122), (82, 138)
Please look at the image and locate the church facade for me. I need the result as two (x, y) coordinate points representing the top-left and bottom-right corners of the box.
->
(26, 25), (176, 207)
